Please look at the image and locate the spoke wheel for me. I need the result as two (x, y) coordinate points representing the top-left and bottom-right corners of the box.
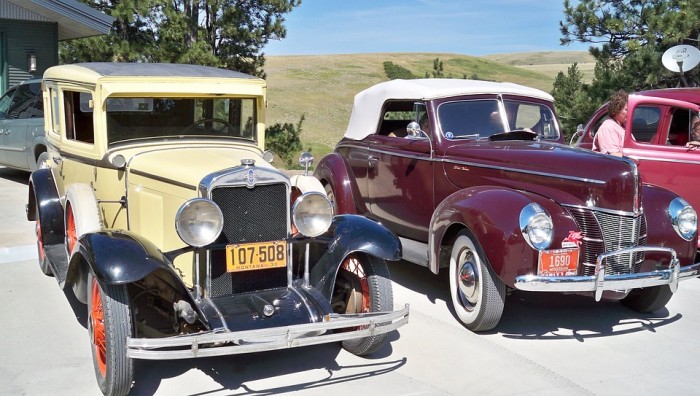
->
(88, 274), (133, 396)
(66, 204), (78, 256)
(332, 253), (392, 356)
(449, 230), (505, 331)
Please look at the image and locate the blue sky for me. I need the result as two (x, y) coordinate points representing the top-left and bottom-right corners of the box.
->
(263, 0), (592, 56)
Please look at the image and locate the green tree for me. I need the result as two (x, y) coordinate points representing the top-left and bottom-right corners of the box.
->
(551, 63), (586, 141)
(61, 0), (301, 77)
(560, 0), (700, 89)
(383, 61), (417, 79)
(266, 115), (304, 168)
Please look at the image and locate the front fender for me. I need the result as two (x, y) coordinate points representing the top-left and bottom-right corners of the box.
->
(28, 168), (64, 246)
(314, 152), (366, 215)
(642, 184), (697, 264)
(69, 230), (175, 285)
(310, 214), (401, 301)
(429, 186), (579, 285)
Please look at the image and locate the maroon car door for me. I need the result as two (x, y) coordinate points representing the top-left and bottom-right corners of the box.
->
(365, 134), (434, 241)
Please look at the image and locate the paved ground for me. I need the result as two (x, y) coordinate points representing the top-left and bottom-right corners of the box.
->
(2, 166), (700, 395)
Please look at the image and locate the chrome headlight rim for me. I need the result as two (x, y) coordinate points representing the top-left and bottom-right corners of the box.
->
(292, 191), (334, 237)
(519, 202), (553, 250)
(175, 198), (224, 247)
(669, 197), (697, 241)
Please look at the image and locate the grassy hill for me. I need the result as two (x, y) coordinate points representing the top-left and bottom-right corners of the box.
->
(264, 51), (594, 161)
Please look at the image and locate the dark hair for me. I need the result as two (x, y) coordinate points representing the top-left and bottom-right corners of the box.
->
(607, 90), (628, 117)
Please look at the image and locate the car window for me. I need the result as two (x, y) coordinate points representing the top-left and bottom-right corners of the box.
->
(64, 90), (94, 144)
(105, 97), (258, 145)
(439, 99), (503, 139)
(630, 106), (660, 143)
(0, 87), (16, 120)
(504, 100), (560, 139)
(7, 83), (42, 120)
(377, 100), (415, 137)
(666, 107), (694, 146)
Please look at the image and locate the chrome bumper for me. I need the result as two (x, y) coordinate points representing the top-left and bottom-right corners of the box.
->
(126, 304), (409, 360)
(514, 246), (700, 301)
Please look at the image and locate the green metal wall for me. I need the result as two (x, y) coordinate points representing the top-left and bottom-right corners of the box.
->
(0, 19), (57, 94)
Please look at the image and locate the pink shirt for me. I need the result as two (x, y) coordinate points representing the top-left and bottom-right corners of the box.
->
(593, 118), (625, 155)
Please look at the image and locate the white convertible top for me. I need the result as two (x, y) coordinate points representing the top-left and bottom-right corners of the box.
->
(344, 79), (554, 140)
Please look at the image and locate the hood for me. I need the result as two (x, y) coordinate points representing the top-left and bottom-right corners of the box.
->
(123, 144), (274, 191)
(443, 140), (641, 213)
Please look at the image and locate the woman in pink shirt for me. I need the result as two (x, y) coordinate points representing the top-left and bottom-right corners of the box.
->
(592, 90), (628, 157)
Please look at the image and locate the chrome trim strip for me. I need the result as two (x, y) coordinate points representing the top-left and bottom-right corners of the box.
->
(626, 154), (700, 166)
(335, 142), (607, 185)
(126, 304), (410, 360)
(562, 203), (642, 218)
(514, 246), (699, 298)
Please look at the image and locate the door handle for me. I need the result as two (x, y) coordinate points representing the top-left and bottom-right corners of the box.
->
(53, 156), (62, 164)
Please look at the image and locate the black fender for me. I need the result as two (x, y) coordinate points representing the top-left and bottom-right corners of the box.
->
(310, 214), (401, 301)
(27, 168), (64, 246)
(429, 186), (580, 284)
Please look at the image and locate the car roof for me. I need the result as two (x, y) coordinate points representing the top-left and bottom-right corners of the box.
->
(636, 88), (700, 105)
(344, 78), (554, 140)
(44, 62), (260, 83)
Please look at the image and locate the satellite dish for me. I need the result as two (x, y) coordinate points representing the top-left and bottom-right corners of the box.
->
(662, 45), (700, 73)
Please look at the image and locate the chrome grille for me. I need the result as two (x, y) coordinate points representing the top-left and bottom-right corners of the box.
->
(208, 183), (288, 297)
(566, 207), (646, 276)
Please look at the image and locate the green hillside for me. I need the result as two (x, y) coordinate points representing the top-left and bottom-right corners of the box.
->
(264, 51), (593, 160)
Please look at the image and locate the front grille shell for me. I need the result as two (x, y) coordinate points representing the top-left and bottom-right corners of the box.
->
(198, 165), (291, 298)
(565, 206), (647, 276)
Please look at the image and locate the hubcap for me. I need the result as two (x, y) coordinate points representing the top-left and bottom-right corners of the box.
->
(457, 250), (480, 307)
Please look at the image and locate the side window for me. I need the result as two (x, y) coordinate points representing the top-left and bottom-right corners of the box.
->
(0, 87), (15, 120)
(377, 100), (415, 137)
(667, 107), (692, 146)
(630, 106), (660, 143)
(8, 84), (36, 119)
(64, 90), (94, 144)
(49, 87), (60, 134)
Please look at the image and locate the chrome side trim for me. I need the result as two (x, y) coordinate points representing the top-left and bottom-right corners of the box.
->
(626, 154), (700, 166)
(126, 304), (410, 360)
(562, 203), (642, 218)
(514, 246), (699, 300)
(335, 142), (607, 185)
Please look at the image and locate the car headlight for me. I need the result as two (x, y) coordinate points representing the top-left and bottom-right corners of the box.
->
(175, 198), (224, 247)
(669, 197), (697, 241)
(292, 192), (333, 237)
(519, 203), (553, 250)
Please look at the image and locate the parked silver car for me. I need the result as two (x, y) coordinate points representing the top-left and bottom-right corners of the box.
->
(0, 79), (46, 171)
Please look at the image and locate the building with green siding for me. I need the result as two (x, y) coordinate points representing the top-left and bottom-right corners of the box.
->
(0, 0), (113, 94)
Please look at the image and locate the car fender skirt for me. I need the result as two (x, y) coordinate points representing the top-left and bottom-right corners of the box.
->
(71, 230), (173, 285)
(310, 214), (401, 300)
(28, 168), (64, 246)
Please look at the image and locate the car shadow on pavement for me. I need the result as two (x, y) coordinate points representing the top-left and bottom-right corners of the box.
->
(130, 342), (407, 395)
(0, 167), (30, 185)
(387, 260), (681, 341)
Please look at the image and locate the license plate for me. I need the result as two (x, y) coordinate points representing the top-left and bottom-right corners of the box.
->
(537, 248), (580, 276)
(226, 241), (287, 272)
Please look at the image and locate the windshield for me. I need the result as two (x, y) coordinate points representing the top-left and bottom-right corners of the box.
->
(104, 97), (257, 145)
(438, 98), (560, 140)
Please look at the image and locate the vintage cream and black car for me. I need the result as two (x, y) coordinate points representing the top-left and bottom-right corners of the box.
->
(27, 63), (408, 396)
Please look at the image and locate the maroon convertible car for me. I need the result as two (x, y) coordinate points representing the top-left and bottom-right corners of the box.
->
(315, 78), (700, 331)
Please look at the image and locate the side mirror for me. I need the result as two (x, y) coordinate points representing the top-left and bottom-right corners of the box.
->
(407, 121), (424, 139)
(298, 152), (314, 175)
(575, 124), (584, 136)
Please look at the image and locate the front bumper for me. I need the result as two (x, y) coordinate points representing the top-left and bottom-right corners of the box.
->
(514, 246), (700, 301)
(126, 304), (409, 360)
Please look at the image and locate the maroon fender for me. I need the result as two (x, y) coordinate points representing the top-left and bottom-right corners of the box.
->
(314, 152), (367, 215)
(429, 186), (580, 286)
(641, 184), (697, 265)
